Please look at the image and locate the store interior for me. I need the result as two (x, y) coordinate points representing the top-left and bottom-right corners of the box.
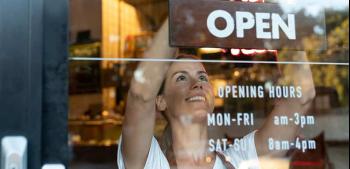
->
(68, 0), (349, 168)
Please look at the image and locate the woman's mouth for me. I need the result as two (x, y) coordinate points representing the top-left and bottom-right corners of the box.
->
(186, 96), (206, 102)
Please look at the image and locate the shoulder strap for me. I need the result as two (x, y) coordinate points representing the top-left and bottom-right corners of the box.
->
(216, 151), (236, 169)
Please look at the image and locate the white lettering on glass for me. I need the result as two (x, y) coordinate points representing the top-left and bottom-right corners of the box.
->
(206, 10), (296, 40)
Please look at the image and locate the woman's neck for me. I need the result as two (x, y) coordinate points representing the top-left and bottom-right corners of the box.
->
(170, 121), (215, 168)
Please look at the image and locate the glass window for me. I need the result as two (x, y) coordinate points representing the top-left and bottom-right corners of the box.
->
(68, 0), (349, 168)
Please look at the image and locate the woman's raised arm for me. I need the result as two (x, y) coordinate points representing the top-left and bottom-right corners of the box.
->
(255, 52), (316, 157)
(121, 19), (176, 169)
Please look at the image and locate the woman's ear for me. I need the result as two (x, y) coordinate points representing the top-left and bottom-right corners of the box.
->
(156, 95), (167, 112)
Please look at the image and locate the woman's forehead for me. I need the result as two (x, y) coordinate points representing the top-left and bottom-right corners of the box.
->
(167, 62), (206, 74)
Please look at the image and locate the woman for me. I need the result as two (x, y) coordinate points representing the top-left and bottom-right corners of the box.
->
(117, 20), (315, 169)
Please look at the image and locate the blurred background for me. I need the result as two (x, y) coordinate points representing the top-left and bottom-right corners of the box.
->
(67, 0), (349, 169)
(0, 0), (349, 169)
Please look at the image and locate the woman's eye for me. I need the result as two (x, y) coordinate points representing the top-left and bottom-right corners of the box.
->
(176, 75), (186, 81)
(199, 75), (208, 82)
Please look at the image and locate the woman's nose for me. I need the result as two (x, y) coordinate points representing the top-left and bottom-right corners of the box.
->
(191, 79), (203, 90)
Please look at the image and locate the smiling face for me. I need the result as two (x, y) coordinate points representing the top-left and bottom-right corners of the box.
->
(157, 61), (215, 124)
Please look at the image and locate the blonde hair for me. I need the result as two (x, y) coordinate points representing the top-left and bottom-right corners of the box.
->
(157, 54), (201, 162)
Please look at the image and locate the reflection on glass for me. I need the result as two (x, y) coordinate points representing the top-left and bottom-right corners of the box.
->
(68, 0), (349, 168)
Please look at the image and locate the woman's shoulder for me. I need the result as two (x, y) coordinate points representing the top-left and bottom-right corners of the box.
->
(221, 131), (260, 169)
(117, 135), (170, 169)
(117, 135), (163, 156)
(223, 130), (257, 155)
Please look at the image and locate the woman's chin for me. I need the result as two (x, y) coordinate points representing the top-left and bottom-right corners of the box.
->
(192, 110), (209, 123)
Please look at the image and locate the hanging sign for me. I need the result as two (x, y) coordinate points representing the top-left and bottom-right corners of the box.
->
(169, 0), (326, 50)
